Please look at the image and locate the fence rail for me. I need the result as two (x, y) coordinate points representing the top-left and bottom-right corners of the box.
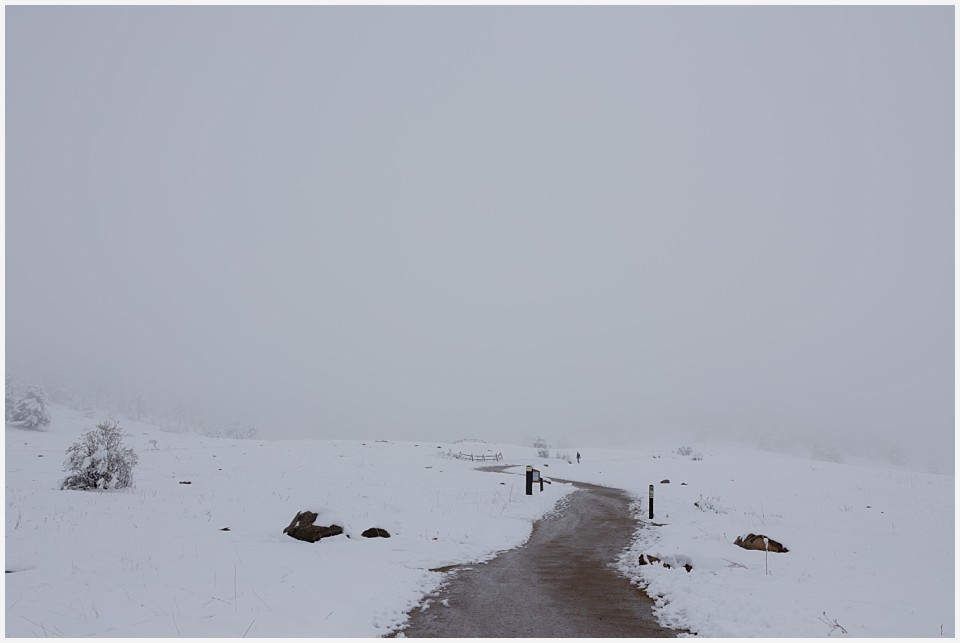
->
(452, 451), (503, 462)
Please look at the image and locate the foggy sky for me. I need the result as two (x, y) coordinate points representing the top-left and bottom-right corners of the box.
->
(5, 7), (954, 465)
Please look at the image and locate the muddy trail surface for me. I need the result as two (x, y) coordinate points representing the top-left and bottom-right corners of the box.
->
(393, 465), (676, 638)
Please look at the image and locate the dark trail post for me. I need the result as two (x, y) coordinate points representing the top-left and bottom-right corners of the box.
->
(648, 484), (654, 519)
(526, 466), (533, 495)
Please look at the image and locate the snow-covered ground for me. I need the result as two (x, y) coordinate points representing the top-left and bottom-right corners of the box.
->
(556, 444), (955, 638)
(4, 405), (571, 637)
(4, 404), (954, 637)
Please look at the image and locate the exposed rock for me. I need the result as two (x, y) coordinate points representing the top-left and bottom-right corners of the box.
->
(361, 527), (391, 538)
(660, 479), (670, 484)
(283, 511), (344, 543)
(179, 481), (192, 484)
(734, 533), (788, 553)
(638, 553), (658, 565)
(639, 553), (692, 572)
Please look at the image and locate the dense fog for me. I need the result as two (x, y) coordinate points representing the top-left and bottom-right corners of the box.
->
(5, 7), (954, 472)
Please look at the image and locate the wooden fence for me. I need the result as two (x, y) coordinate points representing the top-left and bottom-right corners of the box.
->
(452, 451), (503, 462)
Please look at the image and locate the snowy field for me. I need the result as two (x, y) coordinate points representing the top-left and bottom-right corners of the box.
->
(4, 404), (955, 637)
(558, 444), (955, 637)
(5, 405), (571, 637)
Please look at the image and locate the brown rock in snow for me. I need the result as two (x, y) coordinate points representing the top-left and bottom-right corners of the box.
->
(734, 533), (788, 553)
(283, 511), (344, 543)
(361, 527), (391, 538)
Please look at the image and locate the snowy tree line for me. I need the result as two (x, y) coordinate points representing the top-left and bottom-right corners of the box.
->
(5, 372), (259, 439)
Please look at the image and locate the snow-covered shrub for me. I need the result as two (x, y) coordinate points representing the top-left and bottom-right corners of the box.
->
(533, 436), (550, 459)
(5, 375), (15, 422)
(676, 445), (694, 456)
(11, 386), (51, 428)
(214, 423), (260, 440)
(61, 421), (138, 490)
(810, 442), (844, 464)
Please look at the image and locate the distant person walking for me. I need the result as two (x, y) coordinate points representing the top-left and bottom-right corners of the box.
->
(576, 452), (581, 464)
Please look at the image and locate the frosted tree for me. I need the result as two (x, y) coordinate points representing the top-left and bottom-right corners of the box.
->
(5, 375), (15, 422)
(61, 420), (138, 490)
(12, 386), (51, 429)
(533, 436), (551, 459)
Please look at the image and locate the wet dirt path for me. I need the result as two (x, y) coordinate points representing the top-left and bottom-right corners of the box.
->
(392, 465), (676, 638)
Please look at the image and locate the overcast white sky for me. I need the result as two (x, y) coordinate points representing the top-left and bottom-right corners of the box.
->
(4, 7), (954, 466)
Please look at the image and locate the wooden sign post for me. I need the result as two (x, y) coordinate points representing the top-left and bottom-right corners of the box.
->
(526, 466), (545, 494)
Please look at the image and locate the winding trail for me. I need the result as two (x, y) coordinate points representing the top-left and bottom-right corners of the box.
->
(393, 465), (676, 638)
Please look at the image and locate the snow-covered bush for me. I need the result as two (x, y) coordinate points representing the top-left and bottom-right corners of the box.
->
(5, 375), (15, 422)
(206, 422), (260, 440)
(61, 421), (138, 490)
(810, 442), (844, 464)
(533, 436), (550, 459)
(676, 445), (694, 456)
(11, 386), (51, 428)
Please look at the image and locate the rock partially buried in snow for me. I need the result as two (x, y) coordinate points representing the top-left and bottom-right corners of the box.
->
(361, 527), (391, 538)
(638, 553), (660, 565)
(639, 553), (692, 572)
(283, 511), (344, 543)
(734, 533), (789, 553)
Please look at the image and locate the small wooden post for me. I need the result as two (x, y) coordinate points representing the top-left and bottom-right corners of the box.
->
(648, 484), (654, 519)
(526, 466), (533, 495)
